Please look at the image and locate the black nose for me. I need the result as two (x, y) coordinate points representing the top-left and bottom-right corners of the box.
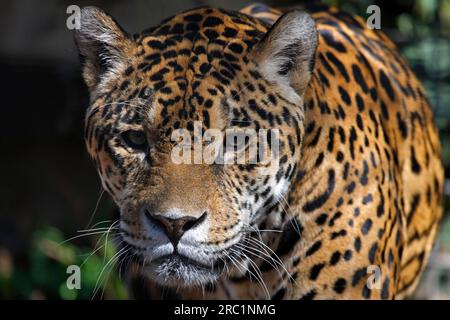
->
(146, 211), (207, 246)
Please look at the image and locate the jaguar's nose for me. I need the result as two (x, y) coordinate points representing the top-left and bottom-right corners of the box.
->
(146, 211), (207, 246)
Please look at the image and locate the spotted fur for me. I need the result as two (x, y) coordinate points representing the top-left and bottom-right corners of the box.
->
(75, 3), (444, 299)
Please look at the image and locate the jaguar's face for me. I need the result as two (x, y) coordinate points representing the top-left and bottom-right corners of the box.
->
(77, 7), (317, 287)
(84, 71), (292, 287)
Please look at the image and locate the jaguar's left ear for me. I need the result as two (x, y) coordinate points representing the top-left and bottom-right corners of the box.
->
(251, 11), (317, 98)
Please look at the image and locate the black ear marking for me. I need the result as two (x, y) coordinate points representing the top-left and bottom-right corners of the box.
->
(251, 10), (318, 97)
(74, 6), (134, 92)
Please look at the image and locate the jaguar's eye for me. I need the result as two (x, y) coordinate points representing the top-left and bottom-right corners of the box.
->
(122, 130), (148, 150)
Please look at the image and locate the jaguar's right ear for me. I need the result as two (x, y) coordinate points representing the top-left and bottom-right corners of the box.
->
(74, 7), (135, 92)
(250, 11), (317, 101)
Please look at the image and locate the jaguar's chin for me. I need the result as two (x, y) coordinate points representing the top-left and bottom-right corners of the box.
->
(145, 254), (223, 288)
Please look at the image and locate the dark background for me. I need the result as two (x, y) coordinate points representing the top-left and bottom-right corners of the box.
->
(0, 0), (449, 299)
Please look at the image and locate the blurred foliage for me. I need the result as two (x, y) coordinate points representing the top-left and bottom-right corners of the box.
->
(0, 225), (128, 300)
(440, 207), (450, 249)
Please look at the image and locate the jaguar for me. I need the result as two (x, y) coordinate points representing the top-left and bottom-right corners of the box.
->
(75, 3), (444, 299)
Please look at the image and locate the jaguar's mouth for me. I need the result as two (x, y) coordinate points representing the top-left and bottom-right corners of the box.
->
(153, 253), (211, 269)
(145, 253), (224, 287)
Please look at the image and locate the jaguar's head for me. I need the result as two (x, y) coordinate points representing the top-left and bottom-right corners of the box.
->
(75, 6), (317, 288)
